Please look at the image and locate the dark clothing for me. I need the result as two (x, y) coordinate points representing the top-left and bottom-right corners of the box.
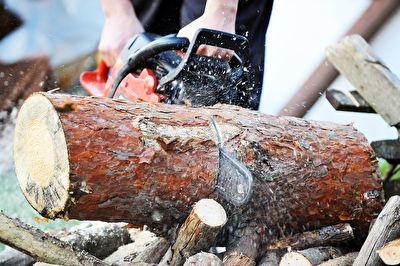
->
(131, 0), (273, 110)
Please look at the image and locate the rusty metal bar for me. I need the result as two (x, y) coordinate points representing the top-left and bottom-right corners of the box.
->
(278, 0), (400, 117)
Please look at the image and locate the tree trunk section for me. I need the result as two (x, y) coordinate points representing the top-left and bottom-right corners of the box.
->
(376, 237), (400, 265)
(279, 247), (341, 266)
(353, 195), (400, 266)
(223, 223), (263, 266)
(0, 211), (108, 266)
(13, 92), (383, 239)
(170, 199), (227, 266)
(261, 223), (353, 254)
(318, 252), (359, 266)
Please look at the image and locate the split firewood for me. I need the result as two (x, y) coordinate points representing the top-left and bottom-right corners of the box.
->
(261, 223), (353, 255)
(13, 93), (383, 240)
(376, 238), (400, 265)
(183, 252), (223, 266)
(279, 246), (341, 266)
(223, 222), (264, 266)
(353, 195), (400, 266)
(0, 210), (108, 266)
(170, 199), (227, 266)
(318, 252), (359, 266)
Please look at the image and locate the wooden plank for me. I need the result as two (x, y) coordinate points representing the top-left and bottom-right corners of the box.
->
(325, 89), (375, 113)
(326, 34), (400, 126)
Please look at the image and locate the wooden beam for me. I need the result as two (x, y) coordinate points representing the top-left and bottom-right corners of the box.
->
(326, 34), (400, 126)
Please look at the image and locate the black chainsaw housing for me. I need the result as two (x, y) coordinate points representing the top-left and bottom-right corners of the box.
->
(114, 28), (254, 108)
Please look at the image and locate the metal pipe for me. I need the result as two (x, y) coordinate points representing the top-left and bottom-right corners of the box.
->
(278, 0), (400, 117)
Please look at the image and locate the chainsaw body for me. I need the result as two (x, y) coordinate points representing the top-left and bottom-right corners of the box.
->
(80, 28), (253, 108)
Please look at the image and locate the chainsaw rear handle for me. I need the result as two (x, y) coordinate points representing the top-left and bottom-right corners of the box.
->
(108, 36), (190, 98)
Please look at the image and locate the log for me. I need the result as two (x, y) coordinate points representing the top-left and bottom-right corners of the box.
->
(376, 238), (400, 265)
(0, 247), (36, 266)
(183, 252), (223, 266)
(261, 223), (353, 254)
(170, 199), (227, 266)
(258, 250), (282, 266)
(0, 210), (108, 266)
(223, 222), (263, 266)
(13, 92), (383, 240)
(279, 246), (341, 266)
(318, 252), (359, 266)
(353, 195), (400, 266)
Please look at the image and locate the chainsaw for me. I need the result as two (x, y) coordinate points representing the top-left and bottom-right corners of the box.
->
(80, 28), (254, 205)
(80, 28), (254, 108)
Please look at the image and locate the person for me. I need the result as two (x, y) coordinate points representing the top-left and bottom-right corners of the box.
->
(98, 0), (273, 110)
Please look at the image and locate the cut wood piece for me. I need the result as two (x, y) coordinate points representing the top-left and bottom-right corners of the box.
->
(318, 252), (359, 266)
(353, 195), (400, 266)
(170, 199), (227, 266)
(326, 34), (400, 126)
(183, 252), (222, 266)
(0, 210), (108, 266)
(223, 223), (263, 266)
(261, 223), (353, 253)
(376, 238), (400, 265)
(279, 246), (341, 266)
(14, 93), (383, 239)
(325, 89), (375, 113)
(258, 250), (282, 266)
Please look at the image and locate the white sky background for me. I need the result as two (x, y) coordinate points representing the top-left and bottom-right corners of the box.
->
(260, 0), (400, 142)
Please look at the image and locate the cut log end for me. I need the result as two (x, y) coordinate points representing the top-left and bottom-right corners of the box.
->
(194, 198), (227, 228)
(13, 93), (70, 218)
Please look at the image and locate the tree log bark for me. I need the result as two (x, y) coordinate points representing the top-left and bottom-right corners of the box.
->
(170, 199), (227, 266)
(318, 252), (359, 266)
(376, 237), (400, 265)
(261, 223), (353, 254)
(223, 223), (263, 266)
(13, 92), (383, 239)
(0, 211), (108, 266)
(279, 246), (341, 266)
(353, 195), (400, 266)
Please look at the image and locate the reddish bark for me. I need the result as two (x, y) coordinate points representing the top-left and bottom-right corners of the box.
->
(16, 93), (383, 239)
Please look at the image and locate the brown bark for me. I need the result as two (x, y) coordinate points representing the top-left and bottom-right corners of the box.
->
(0, 210), (108, 266)
(376, 238), (400, 265)
(318, 252), (359, 266)
(223, 223), (264, 266)
(353, 196), (400, 266)
(170, 199), (227, 266)
(279, 246), (341, 266)
(261, 223), (353, 254)
(14, 92), (383, 239)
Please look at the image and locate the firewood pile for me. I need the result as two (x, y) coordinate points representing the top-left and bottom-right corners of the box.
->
(3, 34), (400, 265)
(2, 195), (400, 266)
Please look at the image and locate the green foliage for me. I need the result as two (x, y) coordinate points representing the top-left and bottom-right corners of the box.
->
(379, 158), (400, 181)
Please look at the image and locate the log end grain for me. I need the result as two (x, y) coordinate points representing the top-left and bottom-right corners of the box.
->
(13, 93), (70, 219)
(376, 238), (400, 265)
(194, 198), (227, 228)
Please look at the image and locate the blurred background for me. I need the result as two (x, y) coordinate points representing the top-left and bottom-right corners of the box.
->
(1, 0), (400, 250)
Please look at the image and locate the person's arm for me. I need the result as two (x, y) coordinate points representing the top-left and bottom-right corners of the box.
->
(98, 0), (145, 67)
(177, 0), (239, 59)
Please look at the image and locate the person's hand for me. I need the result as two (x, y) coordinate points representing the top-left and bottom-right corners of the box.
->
(98, 0), (144, 67)
(177, 0), (239, 61)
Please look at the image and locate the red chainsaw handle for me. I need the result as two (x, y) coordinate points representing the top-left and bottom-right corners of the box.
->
(97, 59), (110, 83)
